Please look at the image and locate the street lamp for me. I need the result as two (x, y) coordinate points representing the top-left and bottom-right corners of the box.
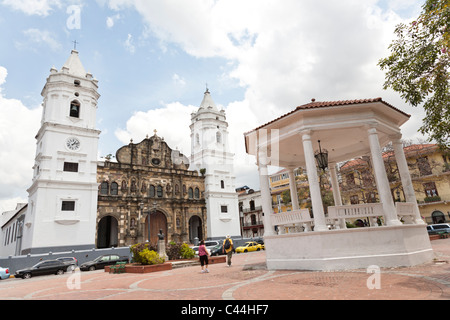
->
(314, 140), (329, 171)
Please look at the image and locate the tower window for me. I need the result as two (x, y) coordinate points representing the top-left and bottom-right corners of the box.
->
(221, 180), (225, 189)
(100, 182), (109, 195)
(74, 80), (81, 86)
(216, 131), (222, 143)
(70, 100), (80, 118)
(221, 205), (228, 213)
(61, 201), (75, 211)
(63, 162), (79, 172)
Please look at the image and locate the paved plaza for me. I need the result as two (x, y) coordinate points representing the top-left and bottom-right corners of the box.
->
(1, 238), (449, 301)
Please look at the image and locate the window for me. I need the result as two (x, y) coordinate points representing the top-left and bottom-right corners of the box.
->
(157, 185), (163, 198)
(423, 182), (439, 197)
(70, 100), (80, 118)
(61, 201), (75, 211)
(250, 200), (255, 211)
(110, 182), (119, 195)
(194, 187), (200, 199)
(221, 180), (225, 189)
(188, 187), (193, 199)
(100, 182), (109, 195)
(418, 157), (432, 176)
(149, 185), (156, 198)
(221, 205), (228, 213)
(350, 195), (359, 205)
(64, 162), (79, 172)
(216, 131), (222, 143)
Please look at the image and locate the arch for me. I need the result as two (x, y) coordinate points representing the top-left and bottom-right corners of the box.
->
(431, 210), (445, 224)
(144, 210), (168, 244)
(70, 100), (81, 118)
(97, 215), (119, 248)
(189, 215), (203, 243)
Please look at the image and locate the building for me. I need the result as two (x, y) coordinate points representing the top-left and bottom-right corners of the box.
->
(269, 168), (309, 213)
(339, 143), (450, 225)
(237, 188), (264, 238)
(189, 89), (241, 239)
(21, 50), (101, 254)
(96, 133), (206, 247)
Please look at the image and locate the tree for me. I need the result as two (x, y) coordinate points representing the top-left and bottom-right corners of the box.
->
(378, 0), (449, 148)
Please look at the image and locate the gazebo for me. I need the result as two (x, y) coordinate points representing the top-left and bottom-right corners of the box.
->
(244, 98), (434, 271)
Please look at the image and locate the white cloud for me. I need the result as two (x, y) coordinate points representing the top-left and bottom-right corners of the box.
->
(172, 74), (186, 87)
(17, 28), (62, 52)
(124, 33), (136, 54)
(1, 0), (61, 16)
(106, 13), (121, 28)
(0, 67), (41, 212)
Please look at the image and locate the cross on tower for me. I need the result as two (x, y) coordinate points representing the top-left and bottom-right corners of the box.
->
(72, 40), (79, 50)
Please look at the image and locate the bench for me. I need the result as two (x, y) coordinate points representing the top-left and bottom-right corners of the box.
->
(109, 261), (127, 274)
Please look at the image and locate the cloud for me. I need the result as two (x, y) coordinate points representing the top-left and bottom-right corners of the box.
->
(1, 0), (62, 16)
(106, 13), (121, 28)
(16, 28), (62, 52)
(172, 74), (186, 87)
(124, 33), (136, 54)
(0, 67), (41, 212)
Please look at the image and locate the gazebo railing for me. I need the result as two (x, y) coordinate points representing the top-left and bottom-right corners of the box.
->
(328, 203), (384, 228)
(271, 209), (313, 234)
(395, 202), (416, 224)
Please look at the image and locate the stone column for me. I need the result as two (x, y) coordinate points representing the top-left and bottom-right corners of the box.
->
(258, 150), (277, 236)
(301, 131), (327, 231)
(287, 168), (300, 211)
(392, 136), (425, 224)
(367, 127), (402, 226)
(329, 162), (346, 229)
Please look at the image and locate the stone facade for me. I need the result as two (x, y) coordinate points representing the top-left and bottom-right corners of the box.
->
(96, 133), (206, 248)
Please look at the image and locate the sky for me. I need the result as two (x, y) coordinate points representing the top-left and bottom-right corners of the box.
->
(0, 0), (428, 213)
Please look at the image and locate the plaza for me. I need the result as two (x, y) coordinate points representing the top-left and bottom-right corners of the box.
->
(0, 238), (448, 301)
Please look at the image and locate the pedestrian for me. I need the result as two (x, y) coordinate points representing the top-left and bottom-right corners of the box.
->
(198, 240), (210, 273)
(222, 235), (233, 267)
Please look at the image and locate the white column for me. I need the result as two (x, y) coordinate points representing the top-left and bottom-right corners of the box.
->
(367, 127), (402, 226)
(258, 150), (277, 236)
(392, 136), (425, 224)
(329, 162), (346, 229)
(301, 131), (327, 231)
(287, 168), (300, 211)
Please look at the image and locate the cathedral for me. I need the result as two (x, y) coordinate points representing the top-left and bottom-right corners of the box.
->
(0, 50), (240, 256)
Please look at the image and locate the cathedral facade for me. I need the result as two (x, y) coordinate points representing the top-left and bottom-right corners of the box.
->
(96, 133), (206, 248)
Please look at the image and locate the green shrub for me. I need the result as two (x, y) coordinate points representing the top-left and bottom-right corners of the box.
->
(138, 248), (165, 265)
(180, 243), (195, 259)
(130, 243), (157, 264)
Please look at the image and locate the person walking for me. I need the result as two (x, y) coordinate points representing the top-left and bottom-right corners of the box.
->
(222, 235), (233, 267)
(198, 240), (210, 273)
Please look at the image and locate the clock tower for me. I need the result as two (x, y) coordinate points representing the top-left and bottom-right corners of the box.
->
(23, 50), (101, 254)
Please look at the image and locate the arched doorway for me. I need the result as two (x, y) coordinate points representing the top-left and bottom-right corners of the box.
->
(431, 210), (445, 224)
(189, 216), (203, 243)
(144, 211), (168, 244)
(97, 216), (119, 248)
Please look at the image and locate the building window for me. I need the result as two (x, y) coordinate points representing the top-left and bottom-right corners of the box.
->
(423, 182), (439, 197)
(61, 201), (75, 211)
(157, 185), (163, 198)
(70, 100), (80, 118)
(111, 182), (119, 196)
(188, 187), (194, 199)
(100, 182), (109, 195)
(149, 185), (156, 198)
(350, 195), (359, 204)
(194, 187), (200, 199)
(221, 180), (225, 189)
(418, 157), (432, 176)
(63, 162), (79, 172)
(250, 200), (255, 211)
(221, 205), (228, 213)
(216, 131), (222, 143)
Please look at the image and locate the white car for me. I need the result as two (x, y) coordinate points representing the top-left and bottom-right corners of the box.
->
(0, 267), (10, 280)
(192, 240), (218, 256)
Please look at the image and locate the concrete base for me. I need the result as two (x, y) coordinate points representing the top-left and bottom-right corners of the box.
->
(265, 225), (435, 271)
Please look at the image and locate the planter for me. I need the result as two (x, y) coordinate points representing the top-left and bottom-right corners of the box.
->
(105, 262), (172, 274)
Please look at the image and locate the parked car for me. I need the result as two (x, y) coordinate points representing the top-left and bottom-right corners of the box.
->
(427, 223), (450, 235)
(192, 241), (219, 256)
(56, 257), (78, 272)
(235, 241), (263, 253)
(15, 260), (66, 279)
(0, 267), (10, 280)
(80, 254), (129, 271)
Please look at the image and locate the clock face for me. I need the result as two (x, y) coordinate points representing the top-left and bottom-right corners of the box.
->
(66, 137), (81, 151)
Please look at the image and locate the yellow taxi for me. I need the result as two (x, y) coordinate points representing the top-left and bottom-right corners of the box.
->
(235, 241), (263, 253)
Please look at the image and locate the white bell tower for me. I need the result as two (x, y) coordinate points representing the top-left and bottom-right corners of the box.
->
(190, 89), (240, 239)
(23, 50), (101, 254)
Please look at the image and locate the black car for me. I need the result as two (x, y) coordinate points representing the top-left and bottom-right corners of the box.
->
(15, 260), (66, 279)
(80, 254), (129, 271)
(56, 257), (78, 272)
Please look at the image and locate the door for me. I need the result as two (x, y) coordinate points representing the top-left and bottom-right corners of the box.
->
(145, 211), (167, 244)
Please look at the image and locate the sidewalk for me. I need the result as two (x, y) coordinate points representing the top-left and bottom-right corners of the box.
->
(0, 238), (448, 301)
